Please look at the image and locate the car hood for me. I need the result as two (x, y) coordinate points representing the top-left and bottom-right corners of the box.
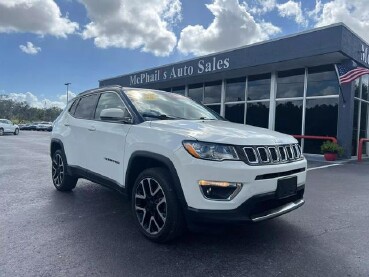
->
(149, 120), (297, 145)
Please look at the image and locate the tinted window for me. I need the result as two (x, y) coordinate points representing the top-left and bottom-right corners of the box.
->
(188, 84), (203, 103)
(204, 81), (222, 104)
(275, 100), (303, 135)
(246, 102), (269, 128)
(307, 65), (339, 97)
(248, 74), (271, 101)
(205, 105), (221, 115)
(277, 69), (305, 98)
(69, 98), (79, 115)
(74, 94), (99, 119)
(304, 98), (338, 154)
(225, 103), (245, 124)
(172, 86), (185, 96)
(226, 77), (245, 102)
(94, 93), (126, 120)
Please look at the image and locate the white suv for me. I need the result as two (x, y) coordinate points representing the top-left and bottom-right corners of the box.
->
(51, 86), (307, 242)
(0, 119), (19, 136)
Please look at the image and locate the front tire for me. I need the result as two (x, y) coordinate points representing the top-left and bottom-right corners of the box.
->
(0, 128), (3, 136)
(132, 168), (185, 243)
(14, 128), (19, 135)
(52, 149), (77, 191)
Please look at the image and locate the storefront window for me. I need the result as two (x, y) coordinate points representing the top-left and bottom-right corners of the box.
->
(352, 99), (360, 156)
(275, 100), (303, 135)
(188, 84), (203, 103)
(307, 65), (339, 97)
(362, 75), (368, 101)
(204, 81), (222, 104)
(206, 105), (221, 115)
(304, 98), (338, 154)
(276, 69), (305, 98)
(246, 102), (269, 128)
(225, 103), (244, 124)
(172, 86), (185, 95)
(225, 77), (245, 102)
(247, 74), (271, 101)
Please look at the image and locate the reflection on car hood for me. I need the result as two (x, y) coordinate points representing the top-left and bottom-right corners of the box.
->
(149, 120), (297, 145)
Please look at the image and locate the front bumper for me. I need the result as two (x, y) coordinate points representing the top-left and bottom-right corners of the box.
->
(185, 185), (305, 223)
(174, 147), (307, 211)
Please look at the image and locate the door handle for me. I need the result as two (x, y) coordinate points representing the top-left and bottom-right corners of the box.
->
(88, 126), (96, 131)
(64, 123), (70, 126)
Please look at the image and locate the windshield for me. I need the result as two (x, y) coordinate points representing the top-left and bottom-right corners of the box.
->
(124, 89), (221, 121)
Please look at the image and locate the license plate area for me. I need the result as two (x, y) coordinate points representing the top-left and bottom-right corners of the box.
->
(277, 176), (297, 199)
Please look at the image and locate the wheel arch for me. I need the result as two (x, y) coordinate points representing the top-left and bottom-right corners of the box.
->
(50, 138), (65, 160)
(125, 151), (188, 210)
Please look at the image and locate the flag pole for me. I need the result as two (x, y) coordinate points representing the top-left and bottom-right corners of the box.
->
(334, 64), (346, 104)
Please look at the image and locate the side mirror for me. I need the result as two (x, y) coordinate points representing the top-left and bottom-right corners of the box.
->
(100, 108), (132, 124)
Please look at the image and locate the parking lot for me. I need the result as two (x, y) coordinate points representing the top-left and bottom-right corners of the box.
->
(1, 131), (369, 277)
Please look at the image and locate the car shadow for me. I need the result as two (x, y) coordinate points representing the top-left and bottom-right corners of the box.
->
(44, 180), (352, 276)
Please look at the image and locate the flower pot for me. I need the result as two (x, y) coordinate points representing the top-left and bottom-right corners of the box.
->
(324, 152), (337, 161)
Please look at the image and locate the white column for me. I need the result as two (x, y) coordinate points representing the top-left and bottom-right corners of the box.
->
(268, 72), (277, 130)
(220, 79), (225, 117)
(301, 67), (308, 152)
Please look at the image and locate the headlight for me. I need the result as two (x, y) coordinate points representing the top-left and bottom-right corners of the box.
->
(183, 141), (239, 161)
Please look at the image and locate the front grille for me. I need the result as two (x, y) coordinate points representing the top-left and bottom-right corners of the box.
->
(257, 147), (270, 163)
(244, 147), (258, 164)
(242, 143), (303, 166)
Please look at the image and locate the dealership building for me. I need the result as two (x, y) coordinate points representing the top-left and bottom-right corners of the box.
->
(100, 23), (369, 159)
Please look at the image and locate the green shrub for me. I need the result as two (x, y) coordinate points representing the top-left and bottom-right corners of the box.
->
(321, 141), (344, 156)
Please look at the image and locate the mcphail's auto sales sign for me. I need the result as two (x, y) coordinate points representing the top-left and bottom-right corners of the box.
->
(129, 56), (230, 86)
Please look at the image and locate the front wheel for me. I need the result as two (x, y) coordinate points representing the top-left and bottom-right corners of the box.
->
(0, 128), (3, 136)
(52, 150), (77, 191)
(132, 168), (185, 243)
(14, 128), (19, 135)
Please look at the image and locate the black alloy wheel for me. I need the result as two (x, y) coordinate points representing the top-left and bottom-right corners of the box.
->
(132, 168), (185, 242)
(52, 150), (77, 191)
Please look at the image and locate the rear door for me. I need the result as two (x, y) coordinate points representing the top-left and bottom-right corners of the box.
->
(5, 120), (14, 132)
(66, 93), (99, 169)
(86, 91), (132, 186)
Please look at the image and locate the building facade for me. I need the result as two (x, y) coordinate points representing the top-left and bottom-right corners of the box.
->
(100, 24), (369, 158)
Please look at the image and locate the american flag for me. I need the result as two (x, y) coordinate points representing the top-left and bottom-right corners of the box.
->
(335, 61), (369, 84)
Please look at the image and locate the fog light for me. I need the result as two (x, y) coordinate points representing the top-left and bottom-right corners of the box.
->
(198, 180), (242, 200)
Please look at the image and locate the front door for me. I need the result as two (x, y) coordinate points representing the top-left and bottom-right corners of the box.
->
(87, 92), (132, 186)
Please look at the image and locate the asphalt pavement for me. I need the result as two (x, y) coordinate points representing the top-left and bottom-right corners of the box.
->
(1, 131), (369, 277)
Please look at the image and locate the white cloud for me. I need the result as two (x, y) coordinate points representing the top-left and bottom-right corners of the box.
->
(277, 1), (307, 26)
(249, 0), (277, 15)
(177, 0), (281, 56)
(6, 91), (76, 109)
(310, 0), (369, 42)
(0, 0), (79, 37)
(19, 42), (41, 55)
(80, 0), (181, 56)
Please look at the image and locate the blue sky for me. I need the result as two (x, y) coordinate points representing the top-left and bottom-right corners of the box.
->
(0, 0), (368, 108)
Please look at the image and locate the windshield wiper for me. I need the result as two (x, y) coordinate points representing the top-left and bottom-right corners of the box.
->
(142, 113), (186, 120)
(199, 117), (216, 120)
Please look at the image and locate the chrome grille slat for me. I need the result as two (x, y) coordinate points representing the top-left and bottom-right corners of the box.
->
(243, 144), (302, 166)
(257, 147), (270, 163)
(244, 147), (259, 164)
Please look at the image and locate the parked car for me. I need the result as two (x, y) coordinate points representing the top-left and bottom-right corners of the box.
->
(36, 122), (53, 131)
(0, 119), (19, 136)
(27, 122), (40, 131)
(51, 86), (307, 242)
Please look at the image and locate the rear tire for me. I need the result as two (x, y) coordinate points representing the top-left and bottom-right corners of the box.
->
(52, 149), (77, 191)
(14, 128), (19, 135)
(132, 167), (185, 243)
(0, 128), (3, 136)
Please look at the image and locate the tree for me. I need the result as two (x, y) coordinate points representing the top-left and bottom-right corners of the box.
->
(0, 98), (63, 123)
